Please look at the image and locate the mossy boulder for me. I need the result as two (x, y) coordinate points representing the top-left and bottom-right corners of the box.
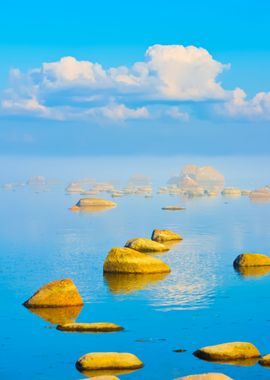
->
(57, 322), (123, 332)
(177, 374), (232, 380)
(23, 279), (84, 308)
(125, 238), (169, 253)
(76, 352), (143, 372)
(259, 354), (270, 366)
(193, 342), (260, 361)
(151, 229), (182, 243)
(234, 253), (270, 267)
(103, 247), (171, 274)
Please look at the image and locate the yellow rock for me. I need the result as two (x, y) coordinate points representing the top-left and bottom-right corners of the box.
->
(177, 374), (232, 380)
(193, 342), (260, 361)
(76, 352), (144, 372)
(71, 198), (116, 209)
(125, 238), (169, 252)
(259, 354), (270, 366)
(25, 305), (82, 324)
(57, 322), (123, 332)
(104, 272), (168, 294)
(23, 278), (84, 308)
(103, 247), (171, 274)
(222, 188), (241, 196)
(151, 229), (183, 243)
(90, 377), (120, 380)
(234, 253), (270, 267)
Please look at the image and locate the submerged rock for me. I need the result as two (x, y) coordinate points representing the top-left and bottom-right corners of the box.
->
(125, 238), (169, 253)
(152, 229), (183, 242)
(177, 373), (232, 380)
(23, 279), (84, 308)
(57, 322), (123, 332)
(193, 342), (260, 361)
(233, 253), (270, 267)
(162, 206), (185, 211)
(103, 247), (171, 274)
(76, 352), (144, 372)
(259, 354), (270, 366)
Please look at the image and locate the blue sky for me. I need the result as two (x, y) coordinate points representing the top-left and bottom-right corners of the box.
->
(0, 0), (270, 155)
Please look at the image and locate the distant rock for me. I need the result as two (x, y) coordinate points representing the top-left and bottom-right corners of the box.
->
(125, 238), (169, 253)
(249, 187), (270, 200)
(23, 279), (84, 308)
(27, 176), (47, 186)
(70, 198), (116, 211)
(162, 206), (185, 211)
(259, 354), (270, 366)
(152, 229), (183, 243)
(66, 182), (84, 193)
(103, 247), (171, 274)
(176, 373), (232, 380)
(233, 253), (270, 267)
(57, 322), (123, 332)
(222, 188), (241, 196)
(76, 352), (144, 372)
(193, 342), (260, 361)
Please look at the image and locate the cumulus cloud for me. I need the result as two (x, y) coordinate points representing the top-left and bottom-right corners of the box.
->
(1, 43), (269, 122)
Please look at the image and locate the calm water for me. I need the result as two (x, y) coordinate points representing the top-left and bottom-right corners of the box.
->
(1, 156), (270, 380)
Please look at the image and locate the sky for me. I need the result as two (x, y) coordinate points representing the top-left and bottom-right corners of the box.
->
(0, 0), (270, 156)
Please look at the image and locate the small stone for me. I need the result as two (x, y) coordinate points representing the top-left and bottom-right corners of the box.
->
(57, 322), (123, 332)
(125, 238), (169, 252)
(259, 354), (270, 366)
(152, 229), (183, 243)
(162, 206), (185, 211)
(76, 352), (144, 372)
(173, 349), (187, 353)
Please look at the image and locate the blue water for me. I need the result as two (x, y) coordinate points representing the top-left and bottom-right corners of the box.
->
(1, 156), (270, 380)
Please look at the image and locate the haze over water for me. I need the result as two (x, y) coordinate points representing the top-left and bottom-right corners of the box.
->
(1, 155), (270, 380)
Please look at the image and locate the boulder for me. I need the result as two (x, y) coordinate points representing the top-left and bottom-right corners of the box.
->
(176, 374), (232, 380)
(57, 322), (123, 332)
(76, 352), (144, 372)
(125, 238), (169, 253)
(259, 354), (270, 366)
(234, 253), (270, 267)
(23, 279), (84, 308)
(193, 342), (260, 361)
(103, 247), (171, 274)
(151, 229), (183, 243)
(74, 198), (116, 208)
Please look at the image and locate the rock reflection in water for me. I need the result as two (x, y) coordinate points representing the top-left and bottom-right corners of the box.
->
(24, 305), (83, 324)
(70, 205), (116, 213)
(104, 272), (168, 294)
(235, 266), (270, 278)
(77, 368), (139, 377)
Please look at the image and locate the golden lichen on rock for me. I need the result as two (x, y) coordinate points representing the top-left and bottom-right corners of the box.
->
(76, 352), (144, 372)
(151, 229), (183, 243)
(23, 278), (84, 308)
(57, 322), (123, 332)
(103, 247), (171, 274)
(193, 342), (260, 362)
(234, 253), (270, 267)
(125, 238), (169, 252)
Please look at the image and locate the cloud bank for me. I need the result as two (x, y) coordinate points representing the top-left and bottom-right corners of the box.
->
(1, 44), (270, 123)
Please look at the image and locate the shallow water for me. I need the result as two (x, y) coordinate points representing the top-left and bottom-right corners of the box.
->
(1, 156), (270, 380)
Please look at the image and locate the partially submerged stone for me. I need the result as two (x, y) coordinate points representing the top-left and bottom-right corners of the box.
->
(151, 229), (183, 243)
(103, 247), (171, 274)
(125, 238), (169, 253)
(250, 187), (270, 200)
(57, 322), (123, 332)
(176, 373), (232, 380)
(90, 377), (120, 380)
(193, 342), (260, 361)
(162, 206), (185, 211)
(233, 253), (270, 267)
(259, 354), (270, 366)
(73, 198), (116, 208)
(76, 352), (144, 372)
(222, 188), (241, 196)
(23, 278), (84, 308)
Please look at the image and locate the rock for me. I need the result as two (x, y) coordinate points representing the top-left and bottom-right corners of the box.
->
(23, 278), (84, 308)
(250, 188), (270, 201)
(162, 206), (185, 211)
(76, 352), (144, 372)
(25, 305), (82, 324)
(103, 247), (171, 274)
(222, 188), (241, 196)
(104, 272), (168, 294)
(233, 253), (270, 267)
(66, 182), (85, 193)
(57, 322), (123, 332)
(259, 354), (270, 366)
(176, 373), (232, 380)
(193, 342), (260, 361)
(76, 198), (116, 207)
(125, 238), (169, 253)
(152, 229), (183, 243)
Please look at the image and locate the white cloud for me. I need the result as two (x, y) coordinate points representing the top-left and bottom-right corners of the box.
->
(1, 43), (269, 123)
